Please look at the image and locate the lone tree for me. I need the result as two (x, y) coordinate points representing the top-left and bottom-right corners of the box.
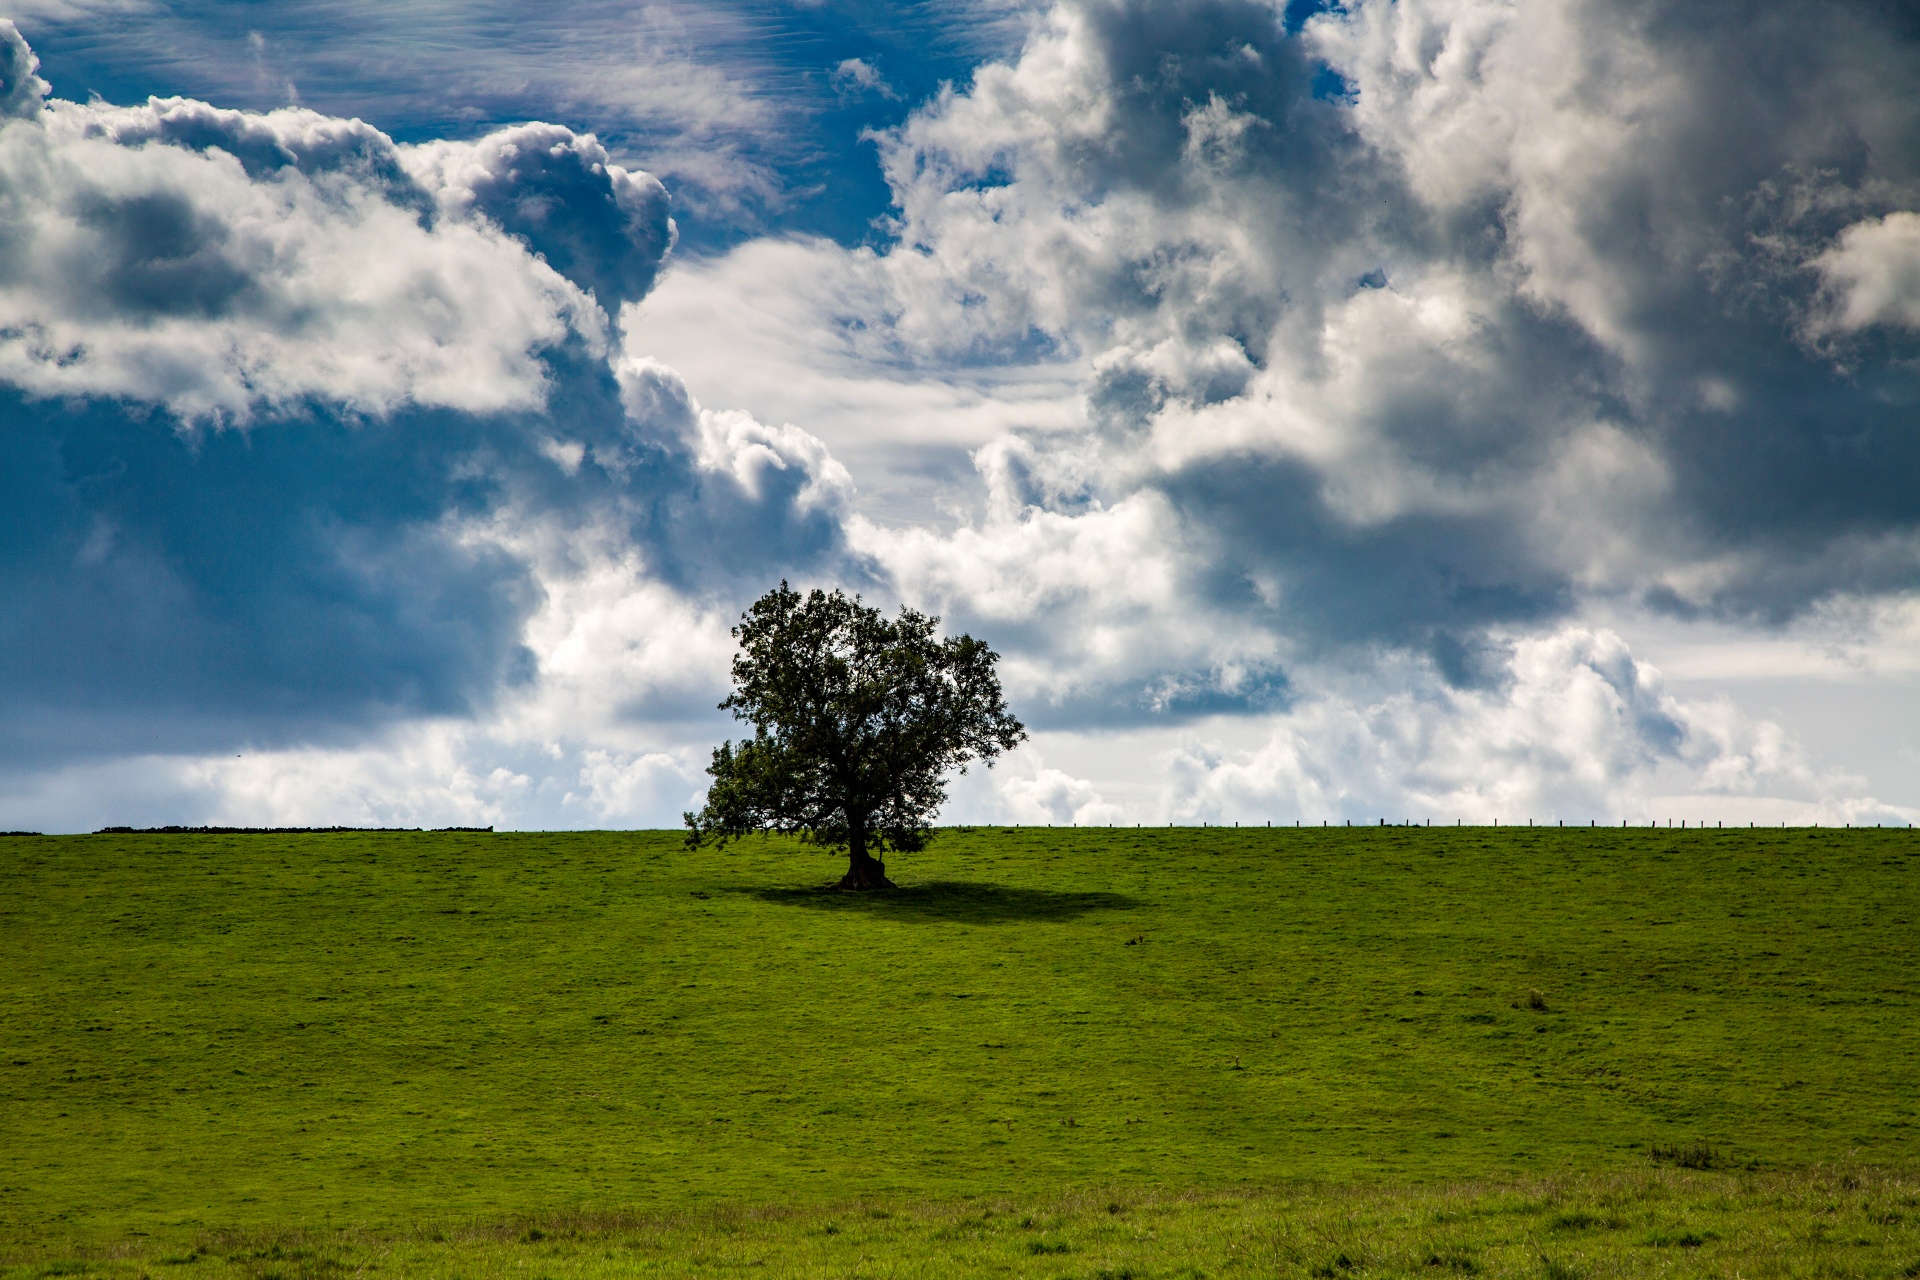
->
(684, 582), (1025, 889)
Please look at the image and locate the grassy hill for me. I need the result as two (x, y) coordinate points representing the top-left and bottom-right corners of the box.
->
(2, 825), (1916, 1272)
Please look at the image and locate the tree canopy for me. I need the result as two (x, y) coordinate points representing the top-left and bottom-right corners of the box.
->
(684, 583), (1026, 889)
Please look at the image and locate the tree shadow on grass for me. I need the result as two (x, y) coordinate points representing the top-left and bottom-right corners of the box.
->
(745, 880), (1141, 924)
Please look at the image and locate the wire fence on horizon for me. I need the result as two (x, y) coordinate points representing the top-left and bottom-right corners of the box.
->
(993, 819), (1918, 830)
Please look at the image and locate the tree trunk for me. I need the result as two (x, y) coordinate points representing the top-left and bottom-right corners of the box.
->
(836, 826), (895, 891)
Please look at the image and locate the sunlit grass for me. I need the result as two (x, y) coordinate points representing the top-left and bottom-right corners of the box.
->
(1, 825), (1915, 1269)
(9, 1167), (1920, 1279)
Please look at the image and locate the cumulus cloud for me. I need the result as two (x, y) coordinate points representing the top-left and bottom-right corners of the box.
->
(718, 0), (1920, 680)
(0, 725), (713, 833)
(1151, 628), (1907, 825)
(1813, 212), (1920, 333)
(0, 36), (860, 790)
(5, 4), (1920, 830)
(0, 340), (858, 772)
(624, 0), (1920, 826)
(0, 97), (624, 420)
(617, 237), (1087, 524)
(934, 626), (1913, 830)
(830, 57), (897, 100)
(1, 20), (50, 118)
(403, 123), (674, 310)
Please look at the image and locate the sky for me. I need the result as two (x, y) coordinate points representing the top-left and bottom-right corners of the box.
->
(2, 0), (1918, 832)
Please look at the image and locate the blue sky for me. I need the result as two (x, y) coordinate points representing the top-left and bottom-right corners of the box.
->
(19, 0), (1026, 250)
(2, 0), (1919, 831)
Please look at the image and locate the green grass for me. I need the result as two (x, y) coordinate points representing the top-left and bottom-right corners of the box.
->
(1, 826), (1916, 1263)
(8, 1168), (1920, 1279)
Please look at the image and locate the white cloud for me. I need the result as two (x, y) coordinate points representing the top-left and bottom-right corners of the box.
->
(979, 750), (1127, 826)
(609, 0), (1920, 830)
(1812, 212), (1920, 333)
(837, 0), (1920, 611)
(943, 626), (1916, 830)
(9, 591), (1913, 832)
(1162, 629), (1717, 823)
(5, 4), (1920, 833)
(400, 121), (675, 308)
(1, 20), (50, 117)
(830, 57), (897, 100)
(0, 95), (628, 421)
(621, 237), (1085, 519)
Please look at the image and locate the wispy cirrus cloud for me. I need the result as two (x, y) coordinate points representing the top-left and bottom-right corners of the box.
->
(12, 0), (1034, 243)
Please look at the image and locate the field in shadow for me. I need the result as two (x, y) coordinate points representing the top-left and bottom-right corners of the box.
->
(745, 879), (1141, 924)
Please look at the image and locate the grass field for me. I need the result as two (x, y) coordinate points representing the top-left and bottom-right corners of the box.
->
(2, 826), (1916, 1274)
(10, 1169), (1920, 1279)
